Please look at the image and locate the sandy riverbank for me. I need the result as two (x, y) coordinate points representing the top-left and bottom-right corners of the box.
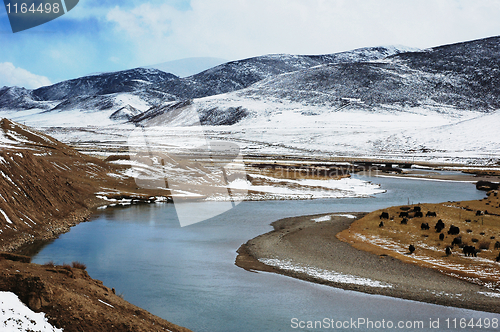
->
(236, 212), (500, 314)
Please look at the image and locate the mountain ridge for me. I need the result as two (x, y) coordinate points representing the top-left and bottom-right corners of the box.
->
(0, 45), (416, 113)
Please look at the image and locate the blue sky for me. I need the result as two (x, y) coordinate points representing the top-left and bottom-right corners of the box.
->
(2, 0), (500, 89)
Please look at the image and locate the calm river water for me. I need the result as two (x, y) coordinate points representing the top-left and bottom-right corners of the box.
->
(32, 175), (500, 332)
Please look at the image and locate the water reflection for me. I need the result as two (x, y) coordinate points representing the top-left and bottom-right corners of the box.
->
(32, 175), (498, 332)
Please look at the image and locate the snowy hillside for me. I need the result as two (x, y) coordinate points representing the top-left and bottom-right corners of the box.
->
(154, 46), (418, 100)
(0, 46), (413, 115)
(147, 57), (228, 77)
(128, 37), (500, 163)
(0, 37), (499, 164)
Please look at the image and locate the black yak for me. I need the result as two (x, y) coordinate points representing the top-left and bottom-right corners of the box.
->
(380, 212), (389, 219)
(463, 245), (477, 257)
(448, 225), (460, 235)
(435, 219), (445, 232)
(451, 237), (462, 246)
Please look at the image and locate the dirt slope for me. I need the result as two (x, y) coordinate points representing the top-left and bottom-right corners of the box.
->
(0, 119), (188, 331)
(0, 253), (190, 332)
(0, 118), (169, 252)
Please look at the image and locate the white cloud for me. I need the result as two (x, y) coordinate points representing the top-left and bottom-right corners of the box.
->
(0, 63), (52, 89)
(105, 0), (500, 66)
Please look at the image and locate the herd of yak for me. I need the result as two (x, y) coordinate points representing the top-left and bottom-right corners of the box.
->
(377, 206), (500, 261)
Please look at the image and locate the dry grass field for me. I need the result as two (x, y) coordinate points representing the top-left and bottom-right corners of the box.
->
(338, 190), (500, 289)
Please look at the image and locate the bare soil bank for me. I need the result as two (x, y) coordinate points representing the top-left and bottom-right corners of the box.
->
(0, 119), (171, 252)
(0, 253), (190, 332)
(236, 213), (500, 314)
(0, 119), (189, 331)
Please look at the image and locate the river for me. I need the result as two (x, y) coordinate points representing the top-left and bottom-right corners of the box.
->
(32, 175), (500, 332)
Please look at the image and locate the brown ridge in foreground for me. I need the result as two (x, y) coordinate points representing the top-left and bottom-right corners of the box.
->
(0, 253), (191, 332)
(0, 119), (189, 331)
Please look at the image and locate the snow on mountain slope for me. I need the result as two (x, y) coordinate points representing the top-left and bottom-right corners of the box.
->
(33, 67), (178, 101)
(379, 110), (500, 161)
(0, 46), (414, 126)
(1, 37), (498, 164)
(146, 57), (229, 77)
(188, 95), (489, 161)
(154, 46), (418, 100)
(0, 68), (179, 118)
(126, 37), (500, 163)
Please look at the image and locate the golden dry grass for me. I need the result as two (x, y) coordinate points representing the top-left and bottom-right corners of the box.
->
(338, 190), (500, 288)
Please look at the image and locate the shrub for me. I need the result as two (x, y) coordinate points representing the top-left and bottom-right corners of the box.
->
(62, 264), (72, 271)
(43, 261), (55, 267)
(72, 261), (87, 270)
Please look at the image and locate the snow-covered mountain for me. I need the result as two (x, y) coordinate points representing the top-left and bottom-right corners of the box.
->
(0, 45), (414, 116)
(127, 37), (500, 163)
(146, 57), (229, 77)
(0, 37), (499, 163)
(153, 46), (418, 100)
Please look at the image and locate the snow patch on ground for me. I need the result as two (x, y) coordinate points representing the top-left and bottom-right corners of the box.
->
(478, 291), (500, 298)
(312, 215), (331, 222)
(259, 258), (392, 288)
(0, 291), (62, 331)
(311, 214), (356, 222)
(0, 209), (12, 224)
(232, 175), (385, 200)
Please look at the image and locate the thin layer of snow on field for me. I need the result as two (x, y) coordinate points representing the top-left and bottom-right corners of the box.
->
(312, 214), (357, 222)
(478, 291), (500, 298)
(373, 174), (476, 183)
(235, 174), (384, 199)
(353, 234), (500, 282)
(0, 291), (62, 331)
(259, 258), (392, 288)
(6, 108), (117, 127)
(331, 214), (357, 219)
